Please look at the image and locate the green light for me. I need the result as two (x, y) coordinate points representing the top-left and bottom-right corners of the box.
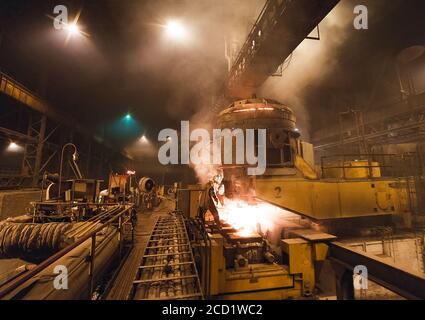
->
(125, 113), (132, 120)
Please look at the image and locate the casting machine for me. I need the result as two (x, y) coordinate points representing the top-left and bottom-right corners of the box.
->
(180, 180), (337, 299)
(218, 98), (415, 231)
(196, 0), (421, 299)
(176, 98), (422, 300)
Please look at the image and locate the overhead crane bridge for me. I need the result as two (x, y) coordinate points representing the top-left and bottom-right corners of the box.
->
(227, 0), (340, 98)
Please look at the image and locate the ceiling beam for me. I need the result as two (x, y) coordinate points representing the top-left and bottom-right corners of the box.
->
(0, 71), (95, 140)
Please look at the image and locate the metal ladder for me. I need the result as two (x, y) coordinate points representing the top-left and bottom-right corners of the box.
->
(131, 214), (203, 300)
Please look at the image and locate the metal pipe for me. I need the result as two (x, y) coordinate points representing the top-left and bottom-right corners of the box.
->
(0, 205), (133, 299)
(58, 143), (79, 200)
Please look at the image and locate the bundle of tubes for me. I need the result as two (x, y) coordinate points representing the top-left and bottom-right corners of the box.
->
(63, 205), (124, 239)
(0, 205), (123, 261)
(0, 222), (72, 261)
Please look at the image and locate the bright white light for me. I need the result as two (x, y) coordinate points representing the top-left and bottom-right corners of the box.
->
(66, 23), (81, 37)
(7, 142), (22, 152)
(140, 135), (148, 143)
(216, 198), (296, 238)
(165, 20), (187, 41)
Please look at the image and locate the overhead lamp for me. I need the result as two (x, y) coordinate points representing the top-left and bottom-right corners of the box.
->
(66, 22), (81, 37)
(7, 142), (21, 152)
(165, 20), (188, 41)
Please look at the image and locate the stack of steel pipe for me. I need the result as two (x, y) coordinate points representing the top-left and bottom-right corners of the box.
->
(0, 205), (123, 261)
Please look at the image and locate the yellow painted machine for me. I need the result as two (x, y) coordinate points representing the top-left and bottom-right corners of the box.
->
(178, 99), (418, 300)
(206, 230), (334, 300)
(217, 99), (415, 228)
(254, 176), (412, 223)
(179, 184), (336, 300)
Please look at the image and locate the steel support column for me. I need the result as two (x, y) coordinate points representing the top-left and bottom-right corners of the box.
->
(21, 114), (47, 187)
(32, 115), (46, 186)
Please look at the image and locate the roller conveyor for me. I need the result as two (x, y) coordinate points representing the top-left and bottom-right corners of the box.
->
(131, 214), (203, 300)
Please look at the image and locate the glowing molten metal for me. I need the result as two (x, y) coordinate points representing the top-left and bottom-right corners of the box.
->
(216, 198), (296, 238)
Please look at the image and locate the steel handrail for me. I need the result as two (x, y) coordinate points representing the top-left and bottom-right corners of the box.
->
(0, 204), (134, 299)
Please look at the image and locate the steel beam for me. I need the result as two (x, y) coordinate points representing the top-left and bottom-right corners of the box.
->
(315, 118), (425, 150)
(0, 126), (37, 143)
(329, 242), (425, 300)
(1, 72), (125, 171)
(227, 0), (340, 98)
(31, 115), (46, 186)
(0, 72), (90, 137)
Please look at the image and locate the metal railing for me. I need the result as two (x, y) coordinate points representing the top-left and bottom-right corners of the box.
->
(0, 72), (47, 114)
(228, 0), (285, 87)
(320, 154), (398, 180)
(186, 216), (212, 298)
(0, 204), (134, 299)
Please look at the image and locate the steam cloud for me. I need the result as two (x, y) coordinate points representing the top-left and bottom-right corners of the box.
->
(122, 0), (354, 183)
(259, 1), (354, 141)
